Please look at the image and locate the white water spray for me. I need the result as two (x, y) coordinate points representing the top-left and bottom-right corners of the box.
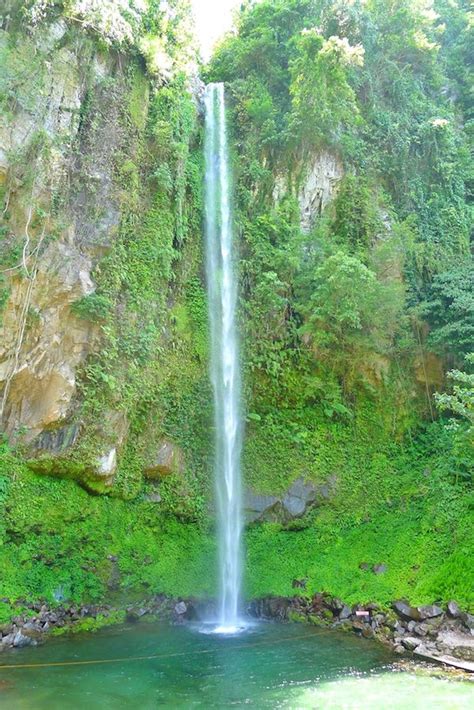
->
(204, 83), (243, 632)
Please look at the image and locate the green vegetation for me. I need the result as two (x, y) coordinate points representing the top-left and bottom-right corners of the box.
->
(209, 0), (473, 609)
(0, 0), (472, 620)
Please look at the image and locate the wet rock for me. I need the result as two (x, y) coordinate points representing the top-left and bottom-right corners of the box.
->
(35, 423), (81, 454)
(248, 597), (290, 621)
(1, 633), (15, 646)
(13, 631), (35, 648)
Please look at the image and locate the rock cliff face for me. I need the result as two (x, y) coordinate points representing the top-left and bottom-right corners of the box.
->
(0, 5), (205, 497)
(272, 151), (344, 232)
(0, 22), (115, 437)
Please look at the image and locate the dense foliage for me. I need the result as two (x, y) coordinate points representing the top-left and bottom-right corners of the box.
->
(0, 0), (472, 620)
(208, 0), (473, 605)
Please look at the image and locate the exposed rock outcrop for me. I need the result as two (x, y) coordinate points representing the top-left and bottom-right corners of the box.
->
(298, 152), (344, 232)
(0, 243), (97, 439)
(144, 440), (184, 479)
(245, 475), (336, 523)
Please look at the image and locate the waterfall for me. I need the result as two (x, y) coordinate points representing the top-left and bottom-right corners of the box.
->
(204, 83), (243, 632)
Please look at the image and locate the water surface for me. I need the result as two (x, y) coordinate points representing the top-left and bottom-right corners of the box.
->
(0, 622), (472, 708)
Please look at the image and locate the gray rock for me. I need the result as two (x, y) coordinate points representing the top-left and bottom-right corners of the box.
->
(372, 564), (387, 575)
(282, 477), (318, 517)
(392, 601), (421, 621)
(417, 604), (444, 620)
(447, 600), (461, 618)
(413, 623), (430, 637)
(35, 423), (81, 454)
(0, 633), (15, 646)
(339, 605), (352, 620)
(13, 631), (34, 648)
(244, 492), (280, 523)
(414, 648), (474, 673)
(460, 613), (474, 632)
(144, 491), (162, 503)
(245, 476), (331, 523)
(174, 601), (187, 616)
(401, 637), (422, 651)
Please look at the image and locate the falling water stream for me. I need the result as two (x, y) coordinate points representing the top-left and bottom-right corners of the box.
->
(204, 83), (243, 632)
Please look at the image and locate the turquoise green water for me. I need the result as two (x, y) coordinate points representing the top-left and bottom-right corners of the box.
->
(0, 622), (472, 708)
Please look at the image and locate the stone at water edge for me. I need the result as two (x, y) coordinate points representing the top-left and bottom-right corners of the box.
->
(174, 601), (187, 616)
(339, 605), (352, 620)
(401, 637), (422, 651)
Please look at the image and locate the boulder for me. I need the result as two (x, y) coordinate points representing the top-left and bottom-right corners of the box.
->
(245, 491), (280, 523)
(417, 604), (444, 621)
(144, 440), (184, 479)
(401, 637), (422, 651)
(392, 600), (421, 621)
(461, 613), (474, 632)
(447, 600), (461, 618)
(339, 605), (352, 620)
(12, 631), (35, 648)
(372, 564), (388, 575)
(245, 476), (334, 524)
(174, 601), (187, 616)
(282, 477), (318, 518)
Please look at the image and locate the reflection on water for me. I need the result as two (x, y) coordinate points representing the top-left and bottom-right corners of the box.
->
(0, 621), (472, 709)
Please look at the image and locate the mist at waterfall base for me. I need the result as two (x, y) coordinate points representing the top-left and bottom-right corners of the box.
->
(204, 83), (244, 634)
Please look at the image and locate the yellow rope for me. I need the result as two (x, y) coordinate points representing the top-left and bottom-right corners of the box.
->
(0, 628), (333, 671)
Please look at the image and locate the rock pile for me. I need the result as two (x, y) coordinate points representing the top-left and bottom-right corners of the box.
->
(248, 594), (474, 672)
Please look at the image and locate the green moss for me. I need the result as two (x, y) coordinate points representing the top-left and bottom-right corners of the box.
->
(51, 610), (126, 635)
